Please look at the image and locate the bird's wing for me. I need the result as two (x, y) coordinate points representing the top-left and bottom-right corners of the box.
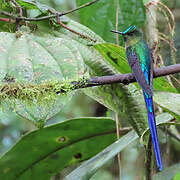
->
(127, 52), (153, 96)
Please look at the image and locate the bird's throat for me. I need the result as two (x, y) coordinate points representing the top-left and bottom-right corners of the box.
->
(125, 37), (141, 48)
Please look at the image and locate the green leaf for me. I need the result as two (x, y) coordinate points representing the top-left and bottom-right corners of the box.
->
(174, 171), (180, 180)
(154, 92), (180, 119)
(65, 130), (138, 180)
(153, 163), (180, 180)
(0, 28), (85, 126)
(94, 43), (131, 73)
(169, 75), (180, 93)
(0, 117), (117, 180)
(76, 0), (146, 43)
(0, 0), (16, 32)
(16, 0), (38, 9)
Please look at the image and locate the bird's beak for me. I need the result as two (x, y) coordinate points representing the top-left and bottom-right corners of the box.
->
(110, 30), (123, 35)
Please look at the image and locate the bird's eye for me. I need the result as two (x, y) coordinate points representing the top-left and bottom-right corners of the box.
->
(129, 33), (134, 36)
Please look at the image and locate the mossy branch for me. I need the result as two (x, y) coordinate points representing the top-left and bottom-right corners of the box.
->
(0, 64), (179, 104)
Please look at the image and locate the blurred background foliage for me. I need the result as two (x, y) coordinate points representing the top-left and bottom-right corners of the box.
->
(0, 0), (179, 179)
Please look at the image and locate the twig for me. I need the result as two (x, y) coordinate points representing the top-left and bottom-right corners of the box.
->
(115, 0), (119, 45)
(158, 1), (175, 35)
(56, 15), (96, 42)
(10, 0), (23, 30)
(0, 17), (15, 23)
(59, 0), (99, 16)
(115, 113), (121, 180)
(146, 136), (152, 180)
(115, 1), (121, 179)
(10, 0), (23, 16)
(0, 0), (99, 22)
(158, 32), (177, 64)
(0, 11), (17, 19)
(158, 32), (177, 52)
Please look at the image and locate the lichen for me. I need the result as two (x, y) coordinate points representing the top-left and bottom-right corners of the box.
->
(0, 79), (78, 107)
(0, 76), (92, 108)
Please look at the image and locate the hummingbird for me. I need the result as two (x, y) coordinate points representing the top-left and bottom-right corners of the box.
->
(111, 25), (163, 171)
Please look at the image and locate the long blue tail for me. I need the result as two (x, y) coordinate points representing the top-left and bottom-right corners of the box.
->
(144, 93), (163, 171)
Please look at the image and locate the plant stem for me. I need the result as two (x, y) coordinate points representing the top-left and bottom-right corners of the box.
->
(0, 0), (99, 22)
(115, 1), (121, 179)
(56, 15), (96, 42)
(115, 112), (121, 180)
(115, 0), (119, 45)
(10, 0), (23, 30)
(146, 136), (152, 180)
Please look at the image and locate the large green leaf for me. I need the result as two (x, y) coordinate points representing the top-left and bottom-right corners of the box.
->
(65, 130), (138, 180)
(94, 43), (130, 73)
(0, 28), (85, 127)
(0, 118), (117, 180)
(76, 0), (146, 43)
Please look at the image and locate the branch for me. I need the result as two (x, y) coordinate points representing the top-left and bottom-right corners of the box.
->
(0, 17), (15, 23)
(0, 0), (99, 22)
(10, 0), (23, 30)
(1, 65), (179, 103)
(72, 64), (180, 89)
(56, 14), (96, 42)
(10, 0), (23, 17)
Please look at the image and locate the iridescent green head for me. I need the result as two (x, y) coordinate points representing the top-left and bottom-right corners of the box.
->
(111, 25), (142, 45)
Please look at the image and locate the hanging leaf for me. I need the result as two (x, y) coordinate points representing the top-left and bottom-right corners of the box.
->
(0, 28), (85, 127)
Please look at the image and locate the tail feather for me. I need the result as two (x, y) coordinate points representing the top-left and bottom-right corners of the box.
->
(144, 93), (163, 171)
